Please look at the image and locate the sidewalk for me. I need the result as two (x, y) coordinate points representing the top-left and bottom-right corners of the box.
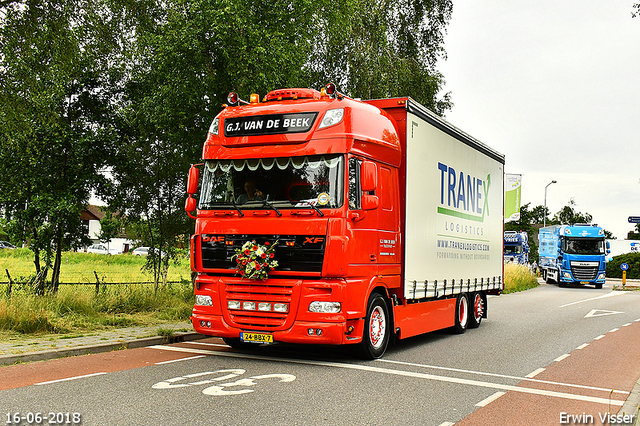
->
(0, 321), (204, 366)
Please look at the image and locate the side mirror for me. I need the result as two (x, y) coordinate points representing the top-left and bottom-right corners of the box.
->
(361, 161), (377, 192)
(187, 165), (200, 195)
(362, 194), (379, 210)
(185, 196), (197, 219)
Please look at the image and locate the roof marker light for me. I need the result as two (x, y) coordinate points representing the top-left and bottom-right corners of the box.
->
(227, 92), (238, 104)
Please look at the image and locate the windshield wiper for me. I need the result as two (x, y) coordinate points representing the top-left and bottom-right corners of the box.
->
(304, 203), (324, 217)
(262, 199), (282, 217)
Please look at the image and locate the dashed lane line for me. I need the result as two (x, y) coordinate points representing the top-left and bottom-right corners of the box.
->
(476, 391), (506, 407)
(576, 343), (589, 350)
(155, 355), (206, 365)
(525, 368), (545, 378)
(559, 291), (627, 308)
(34, 372), (107, 386)
(377, 359), (628, 395)
(554, 354), (570, 362)
(149, 345), (627, 406)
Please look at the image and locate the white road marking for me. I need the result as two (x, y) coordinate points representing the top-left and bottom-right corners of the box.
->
(609, 328), (620, 333)
(554, 354), (570, 362)
(155, 355), (206, 365)
(149, 345), (628, 405)
(559, 291), (627, 308)
(576, 343), (589, 350)
(623, 323), (632, 327)
(476, 391), (505, 407)
(584, 309), (624, 318)
(594, 335), (606, 340)
(378, 359), (627, 395)
(34, 372), (107, 386)
(525, 368), (545, 378)
(438, 422), (455, 426)
(182, 341), (231, 348)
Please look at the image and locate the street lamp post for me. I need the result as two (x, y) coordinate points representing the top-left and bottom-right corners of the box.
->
(544, 180), (557, 227)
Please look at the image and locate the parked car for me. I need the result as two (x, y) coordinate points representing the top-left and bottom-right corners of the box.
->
(86, 244), (122, 255)
(132, 246), (166, 257)
(0, 241), (16, 249)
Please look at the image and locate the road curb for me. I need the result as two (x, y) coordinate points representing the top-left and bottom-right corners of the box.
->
(0, 332), (206, 366)
(619, 379), (640, 426)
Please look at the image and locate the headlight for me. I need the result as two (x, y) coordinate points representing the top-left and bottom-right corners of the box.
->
(563, 272), (572, 279)
(228, 300), (241, 310)
(273, 303), (289, 313)
(309, 301), (341, 313)
(598, 273), (605, 280)
(318, 108), (344, 129)
(209, 118), (219, 135)
(195, 295), (213, 306)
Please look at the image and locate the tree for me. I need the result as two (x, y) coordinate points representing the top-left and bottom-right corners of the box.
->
(0, 0), (120, 291)
(308, 0), (453, 114)
(552, 198), (592, 225)
(633, 3), (640, 18)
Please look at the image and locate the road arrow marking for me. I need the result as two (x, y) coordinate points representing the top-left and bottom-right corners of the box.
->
(584, 309), (624, 318)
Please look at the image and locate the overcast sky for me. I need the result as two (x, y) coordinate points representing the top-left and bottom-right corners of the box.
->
(437, 1), (640, 239)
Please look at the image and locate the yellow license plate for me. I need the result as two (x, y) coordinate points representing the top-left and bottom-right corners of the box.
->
(241, 332), (273, 343)
(581, 281), (589, 285)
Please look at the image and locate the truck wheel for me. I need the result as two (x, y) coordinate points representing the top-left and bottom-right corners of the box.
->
(453, 293), (469, 334)
(357, 293), (390, 360)
(468, 292), (484, 329)
(595, 283), (603, 289)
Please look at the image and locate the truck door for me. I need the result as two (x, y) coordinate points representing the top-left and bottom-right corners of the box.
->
(378, 165), (400, 266)
(348, 157), (379, 271)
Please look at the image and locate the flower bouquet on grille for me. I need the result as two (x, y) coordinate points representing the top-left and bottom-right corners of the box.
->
(232, 240), (278, 280)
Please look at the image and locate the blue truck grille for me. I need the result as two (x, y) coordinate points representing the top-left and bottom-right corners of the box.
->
(571, 266), (598, 280)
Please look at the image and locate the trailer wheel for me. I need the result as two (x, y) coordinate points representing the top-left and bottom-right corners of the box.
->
(453, 293), (469, 334)
(468, 292), (484, 329)
(357, 293), (390, 360)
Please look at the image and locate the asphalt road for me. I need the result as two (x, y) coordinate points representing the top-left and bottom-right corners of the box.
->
(2, 281), (639, 426)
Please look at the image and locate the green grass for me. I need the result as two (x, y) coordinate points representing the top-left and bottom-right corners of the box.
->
(503, 263), (539, 294)
(0, 248), (192, 284)
(0, 249), (194, 340)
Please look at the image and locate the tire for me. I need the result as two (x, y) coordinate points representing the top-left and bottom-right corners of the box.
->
(595, 283), (603, 289)
(468, 292), (484, 329)
(357, 293), (390, 360)
(453, 293), (469, 334)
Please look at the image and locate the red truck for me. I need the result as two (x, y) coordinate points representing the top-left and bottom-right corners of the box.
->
(185, 85), (504, 359)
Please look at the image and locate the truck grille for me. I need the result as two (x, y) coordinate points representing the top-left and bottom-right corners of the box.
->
(201, 234), (325, 273)
(224, 281), (296, 329)
(571, 266), (598, 280)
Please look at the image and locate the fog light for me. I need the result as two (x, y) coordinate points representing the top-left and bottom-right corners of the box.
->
(315, 329), (322, 336)
(243, 301), (256, 311)
(307, 328), (315, 336)
(196, 295), (213, 306)
(228, 300), (241, 310)
(200, 320), (206, 327)
(258, 302), (272, 312)
(273, 303), (288, 313)
(309, 301), (341, 313)
(206, 321), (211, 327)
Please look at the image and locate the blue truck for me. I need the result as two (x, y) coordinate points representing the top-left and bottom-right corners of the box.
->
(503, 231), (529, 264)
(538, 224), (609, 289)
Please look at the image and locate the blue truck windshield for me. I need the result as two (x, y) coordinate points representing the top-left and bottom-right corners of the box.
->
(198, 154), (344, 210)
(563, 238), (605, 255)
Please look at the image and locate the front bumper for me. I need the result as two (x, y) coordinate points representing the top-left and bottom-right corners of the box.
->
(191, 313), (357, 345)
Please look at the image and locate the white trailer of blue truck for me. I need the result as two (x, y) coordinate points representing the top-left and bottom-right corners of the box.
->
(538, 224), (609, 289)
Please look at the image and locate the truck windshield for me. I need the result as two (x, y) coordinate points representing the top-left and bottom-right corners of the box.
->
(504, 245), (522, 255)
(563, 238), (605, 255)
(198, 154), (344, 210)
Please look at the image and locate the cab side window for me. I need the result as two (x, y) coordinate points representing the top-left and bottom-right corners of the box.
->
(348, 157), (361, 210)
